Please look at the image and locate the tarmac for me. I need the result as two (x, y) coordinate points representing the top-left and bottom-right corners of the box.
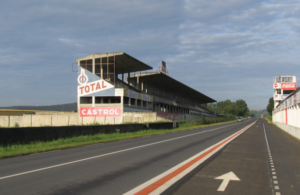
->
(173, 118), (300, 195)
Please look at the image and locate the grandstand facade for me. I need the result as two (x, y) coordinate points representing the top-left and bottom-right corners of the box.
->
(76, 52), (216, 124)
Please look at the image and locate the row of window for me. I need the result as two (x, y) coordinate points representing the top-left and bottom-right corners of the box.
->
(274, 89), (295, 95)
(274, 76), (294, 83)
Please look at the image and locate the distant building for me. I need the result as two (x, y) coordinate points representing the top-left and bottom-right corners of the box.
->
(273, 75), (297, 108)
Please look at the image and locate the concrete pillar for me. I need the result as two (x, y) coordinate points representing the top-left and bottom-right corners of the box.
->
(128, 72), (130, 85)
(137, 76), (140, 90)
(92, 57), (95, 74)
(100, 58), (103, 79)
(128, 98), (131, 106)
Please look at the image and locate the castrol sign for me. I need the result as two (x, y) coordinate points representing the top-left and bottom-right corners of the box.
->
(80, 107), (121, 117)
(281, 83), (296, 90)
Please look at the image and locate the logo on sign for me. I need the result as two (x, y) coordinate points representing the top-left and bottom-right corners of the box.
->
(78, 69), (88, 85)
(281, 83), (296, 90)
(274, 83), (278, 88)
(80, 107), (121, 117)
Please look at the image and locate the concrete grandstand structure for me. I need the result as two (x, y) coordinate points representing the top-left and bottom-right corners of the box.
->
(76, 52), (216, 124)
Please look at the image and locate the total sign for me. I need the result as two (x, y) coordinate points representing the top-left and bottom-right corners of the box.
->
(77, 68), (115, 97)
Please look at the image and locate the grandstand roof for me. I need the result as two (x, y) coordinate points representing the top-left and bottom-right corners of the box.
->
(130, 72), (216, 103)
(76, 52), (153, 74)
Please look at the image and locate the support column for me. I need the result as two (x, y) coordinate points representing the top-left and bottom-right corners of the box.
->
(137, 76), (140, 90)
(92, 56), (95, 74)
(128, 72), (130, 85)
(100, 58), (103, 78)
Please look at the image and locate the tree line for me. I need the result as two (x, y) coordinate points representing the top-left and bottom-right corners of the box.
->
(207, 99), (253, 117)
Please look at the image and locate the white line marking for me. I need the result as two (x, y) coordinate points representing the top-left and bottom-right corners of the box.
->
(263, 123), (281, 195)
(0, 122), (243, 180)
(215, 172), (240, 191)
(124, 122), (257, 195)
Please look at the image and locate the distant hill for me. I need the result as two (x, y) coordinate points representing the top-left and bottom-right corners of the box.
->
(250, 109), (270, 117)
(0, 102), (77, 112)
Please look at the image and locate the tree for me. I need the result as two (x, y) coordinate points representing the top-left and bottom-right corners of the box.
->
(207, 103), (218, 114)
(266, 97), (274, 116)
(235, 99), (249, 116)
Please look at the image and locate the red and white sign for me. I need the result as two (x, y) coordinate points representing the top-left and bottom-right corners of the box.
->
(273, 83), (281, 89)
(281, 82), (296, 90)
(157, 112), (180, 121)
(78, 80), (114, 96)
(80, 107), (121, 117)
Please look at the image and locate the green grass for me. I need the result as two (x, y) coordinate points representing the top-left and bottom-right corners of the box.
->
(0, 118), (236, 158)
(265, 116), (272, 123)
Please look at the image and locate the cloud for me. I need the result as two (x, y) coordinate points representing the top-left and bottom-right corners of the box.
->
(0, 0), (299, 109)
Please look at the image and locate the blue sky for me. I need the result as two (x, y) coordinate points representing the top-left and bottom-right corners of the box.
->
(1, 0), (299, 109)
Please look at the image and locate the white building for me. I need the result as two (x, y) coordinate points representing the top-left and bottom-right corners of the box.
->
(273, 75), (297, 107)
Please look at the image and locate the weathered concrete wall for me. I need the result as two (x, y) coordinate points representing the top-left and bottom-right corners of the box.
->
(122, 112), (170, 123)
(0, 116), (9, 127)
(0, 112), (174, 128)
(81, 116), (122, 125)
(0, 114), (79, 128)
(0, 122), (174, 145)
(274, 122), (300, 140)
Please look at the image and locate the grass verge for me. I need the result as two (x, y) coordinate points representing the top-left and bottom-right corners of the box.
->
(265, 116), (272, 123)
(0, 119), (237, 158)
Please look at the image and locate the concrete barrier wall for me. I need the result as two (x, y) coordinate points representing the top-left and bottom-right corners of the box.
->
(274, 122), (300, 140)
(273, 103), (300, 140)
(0, 111), (207, 128)
(122, 112), (170, 123)
(0, 122), (174, 145)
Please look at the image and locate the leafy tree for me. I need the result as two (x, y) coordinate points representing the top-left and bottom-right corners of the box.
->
(207, 103), (218, 114)
(209, 99), (249, 117)
(235, 99), (249, 116)
(266, 97), (274, 116)
(224, 102), (236, 116)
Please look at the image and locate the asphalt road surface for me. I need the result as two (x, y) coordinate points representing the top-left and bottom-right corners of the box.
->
(0, 118), (257, 195)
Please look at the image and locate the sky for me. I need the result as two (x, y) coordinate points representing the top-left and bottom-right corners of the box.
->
(1, 0), (299, 110)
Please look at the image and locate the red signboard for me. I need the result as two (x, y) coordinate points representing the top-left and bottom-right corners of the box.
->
(80, 107), (121, 117)
(157, 112), (180, 121)
(281, 82), (296, 90)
